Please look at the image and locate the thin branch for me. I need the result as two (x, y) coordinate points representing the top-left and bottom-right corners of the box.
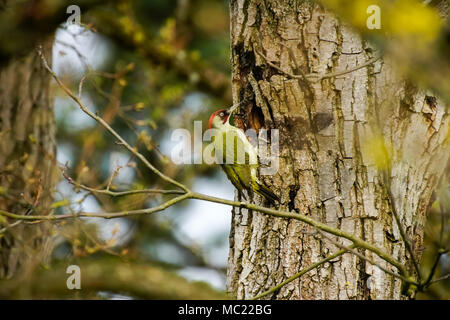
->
(317, 230), (418, 286)
(61, 166), (185, 196)
(189, 192), (408, 277)
(37, 47), (188, 192)
(250, 247), (352, 300)
(78, 73), (88, 99)
(93, 10), (232, 104)
(254, 44), (381, 82)
(316, 55), (381, 80)
(55, 39), (92, 72)
(254, 30), (307, 81)
(254, 46), (300, 79)
(0, 220), (22, 235)
(429, 273), (450, 285)
(0, 193), (190, 220)
(9, 48), (408, 285)
(423, 202), (448, 288)
(439, 201), (445, 246)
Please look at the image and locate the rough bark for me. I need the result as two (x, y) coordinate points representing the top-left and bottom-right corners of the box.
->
(227, 0), (449, 299)
(0, 41), (57, 279)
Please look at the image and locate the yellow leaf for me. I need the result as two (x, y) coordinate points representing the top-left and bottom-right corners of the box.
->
(28, 134), (37, 144)
(51, 199), (70, 209)
(106, 238), (116, 247)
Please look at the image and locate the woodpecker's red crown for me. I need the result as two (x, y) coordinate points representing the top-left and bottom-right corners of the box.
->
(208, 109), (229, 129)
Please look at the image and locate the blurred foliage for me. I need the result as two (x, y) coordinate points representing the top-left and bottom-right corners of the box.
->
(0, 0), (232, 298)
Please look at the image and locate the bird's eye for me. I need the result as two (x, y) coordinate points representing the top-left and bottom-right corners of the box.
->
(220, 112), (224, 117)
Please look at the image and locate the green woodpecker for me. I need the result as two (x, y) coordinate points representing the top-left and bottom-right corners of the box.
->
(208, 107), (279, 203)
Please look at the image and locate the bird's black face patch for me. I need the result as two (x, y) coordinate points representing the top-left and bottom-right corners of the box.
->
(218, 110), (229, 121)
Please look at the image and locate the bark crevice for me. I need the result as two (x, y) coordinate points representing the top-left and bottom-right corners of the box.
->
(227, 0), (449, 300)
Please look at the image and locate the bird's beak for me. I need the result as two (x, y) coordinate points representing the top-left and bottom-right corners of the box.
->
(228, 101), (242, 114)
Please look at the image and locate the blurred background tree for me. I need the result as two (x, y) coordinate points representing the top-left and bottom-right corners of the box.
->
(0, 0), (448, 299)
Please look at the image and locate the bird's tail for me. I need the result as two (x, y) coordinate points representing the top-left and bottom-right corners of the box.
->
(252, 181), (279, 204)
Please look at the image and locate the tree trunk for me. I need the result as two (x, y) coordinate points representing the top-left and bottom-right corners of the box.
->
(0, 41), (57, 279)
(227, 0), (449, 299)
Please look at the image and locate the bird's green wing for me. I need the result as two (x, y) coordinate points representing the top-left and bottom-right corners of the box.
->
(220, 128), (257, 166)
(221, 164), (247, 191)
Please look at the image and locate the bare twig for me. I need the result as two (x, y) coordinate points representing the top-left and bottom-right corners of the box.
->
(0, 185), (409, 280)
(78, 74), (88, 99)
(250, 247), (352, 300)
(189, 192), (409, 278)
(0, 220), (23, 235)
(439, 201), (445, 246)
(423, 249), (449, 288)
